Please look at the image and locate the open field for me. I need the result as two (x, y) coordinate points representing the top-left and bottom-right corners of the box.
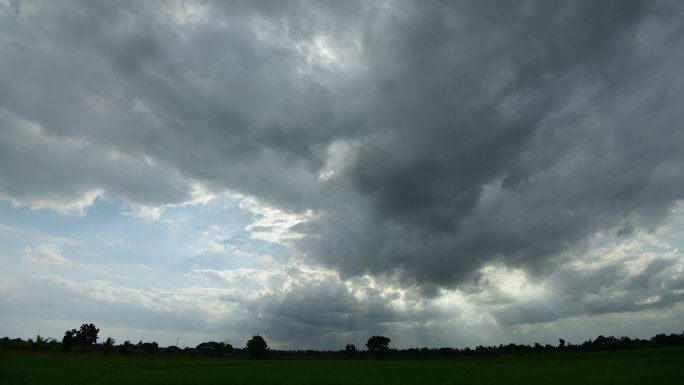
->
(1, 347), (682, 385)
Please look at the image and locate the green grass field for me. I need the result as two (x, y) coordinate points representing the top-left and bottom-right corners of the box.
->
(1, 347), (682, 385)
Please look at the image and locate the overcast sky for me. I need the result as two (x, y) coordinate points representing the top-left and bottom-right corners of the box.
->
(1, 0), (684, 350)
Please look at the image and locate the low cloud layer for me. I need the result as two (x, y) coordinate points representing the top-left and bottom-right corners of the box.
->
(1, 226), (681, 349)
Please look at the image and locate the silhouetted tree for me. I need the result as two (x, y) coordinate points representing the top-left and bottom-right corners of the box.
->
(119, 340), (133, 355)
(103, 337), (116, 354)
(246, 335), (269, 358)
(164, 346), (181, 356)
(652, 333), (675, 347)
(196, 341), (225, 357)
(138, 341), (159, 355)
(62, 329), (79, 350)
(559, 338), (566, 349)
(62, 324), (99, 352)
(345, 343), (358, 356)
(78, 324), (99, 345)
(32, 334), (56, 351)
(366, 336), (390, 355)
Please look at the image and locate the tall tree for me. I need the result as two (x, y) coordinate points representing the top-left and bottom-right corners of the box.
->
(61, 323), (99, 350)
(245, 335), (269, 358)
(366, 336), (391, 355)
(78, 323), (99, 345)
(62, 329), (79, 350)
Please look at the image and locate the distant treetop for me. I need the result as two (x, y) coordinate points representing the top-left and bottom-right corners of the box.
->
(366, 336), (391, 354)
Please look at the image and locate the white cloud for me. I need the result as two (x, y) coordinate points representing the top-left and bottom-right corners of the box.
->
(121, 183), (215, 220)
(239, 197), (316, 247)
(12, 189), (104, 217)
(318, 139), (359, 181)
(19, 243), (108, 275)
(21, 243), (70, 265)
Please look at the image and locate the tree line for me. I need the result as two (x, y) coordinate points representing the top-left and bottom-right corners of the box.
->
(1, 325), (683, 358)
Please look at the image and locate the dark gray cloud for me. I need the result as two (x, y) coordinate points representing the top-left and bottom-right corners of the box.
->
(2, 0), (684, 302)
(298, 0), (684, 288)
(188, 265), (454, 348)
(0, 109), (194, 211)
(1, 0), (340, 208)
(8, 0), (20, 15)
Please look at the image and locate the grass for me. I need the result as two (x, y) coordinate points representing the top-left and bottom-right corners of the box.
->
(1, 347), (682, 384)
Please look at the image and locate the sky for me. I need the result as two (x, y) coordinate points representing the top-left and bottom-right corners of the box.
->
(1, 0), (684, 351)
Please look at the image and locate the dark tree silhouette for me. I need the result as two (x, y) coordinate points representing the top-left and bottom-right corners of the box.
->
(31, 334), (56, 352)
(62, 329), (78, 350)
(245, 335), (269, 358)
(366, 336), (390, 355)
(119, 340), (133, 355)
(138, 341), (159, 355)
(103, 337), (116, 354)
(164, 345), (181, 356)
(78, 323), (99, 345)
(196, 341), (225, 357)
(62, 323), (99, 351)
(345, 343), (358, 356)
(559, 338), (566, 348)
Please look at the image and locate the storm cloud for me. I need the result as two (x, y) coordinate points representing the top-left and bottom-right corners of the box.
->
(297, 0), (684, 287)
(1, 0), (684, 347)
